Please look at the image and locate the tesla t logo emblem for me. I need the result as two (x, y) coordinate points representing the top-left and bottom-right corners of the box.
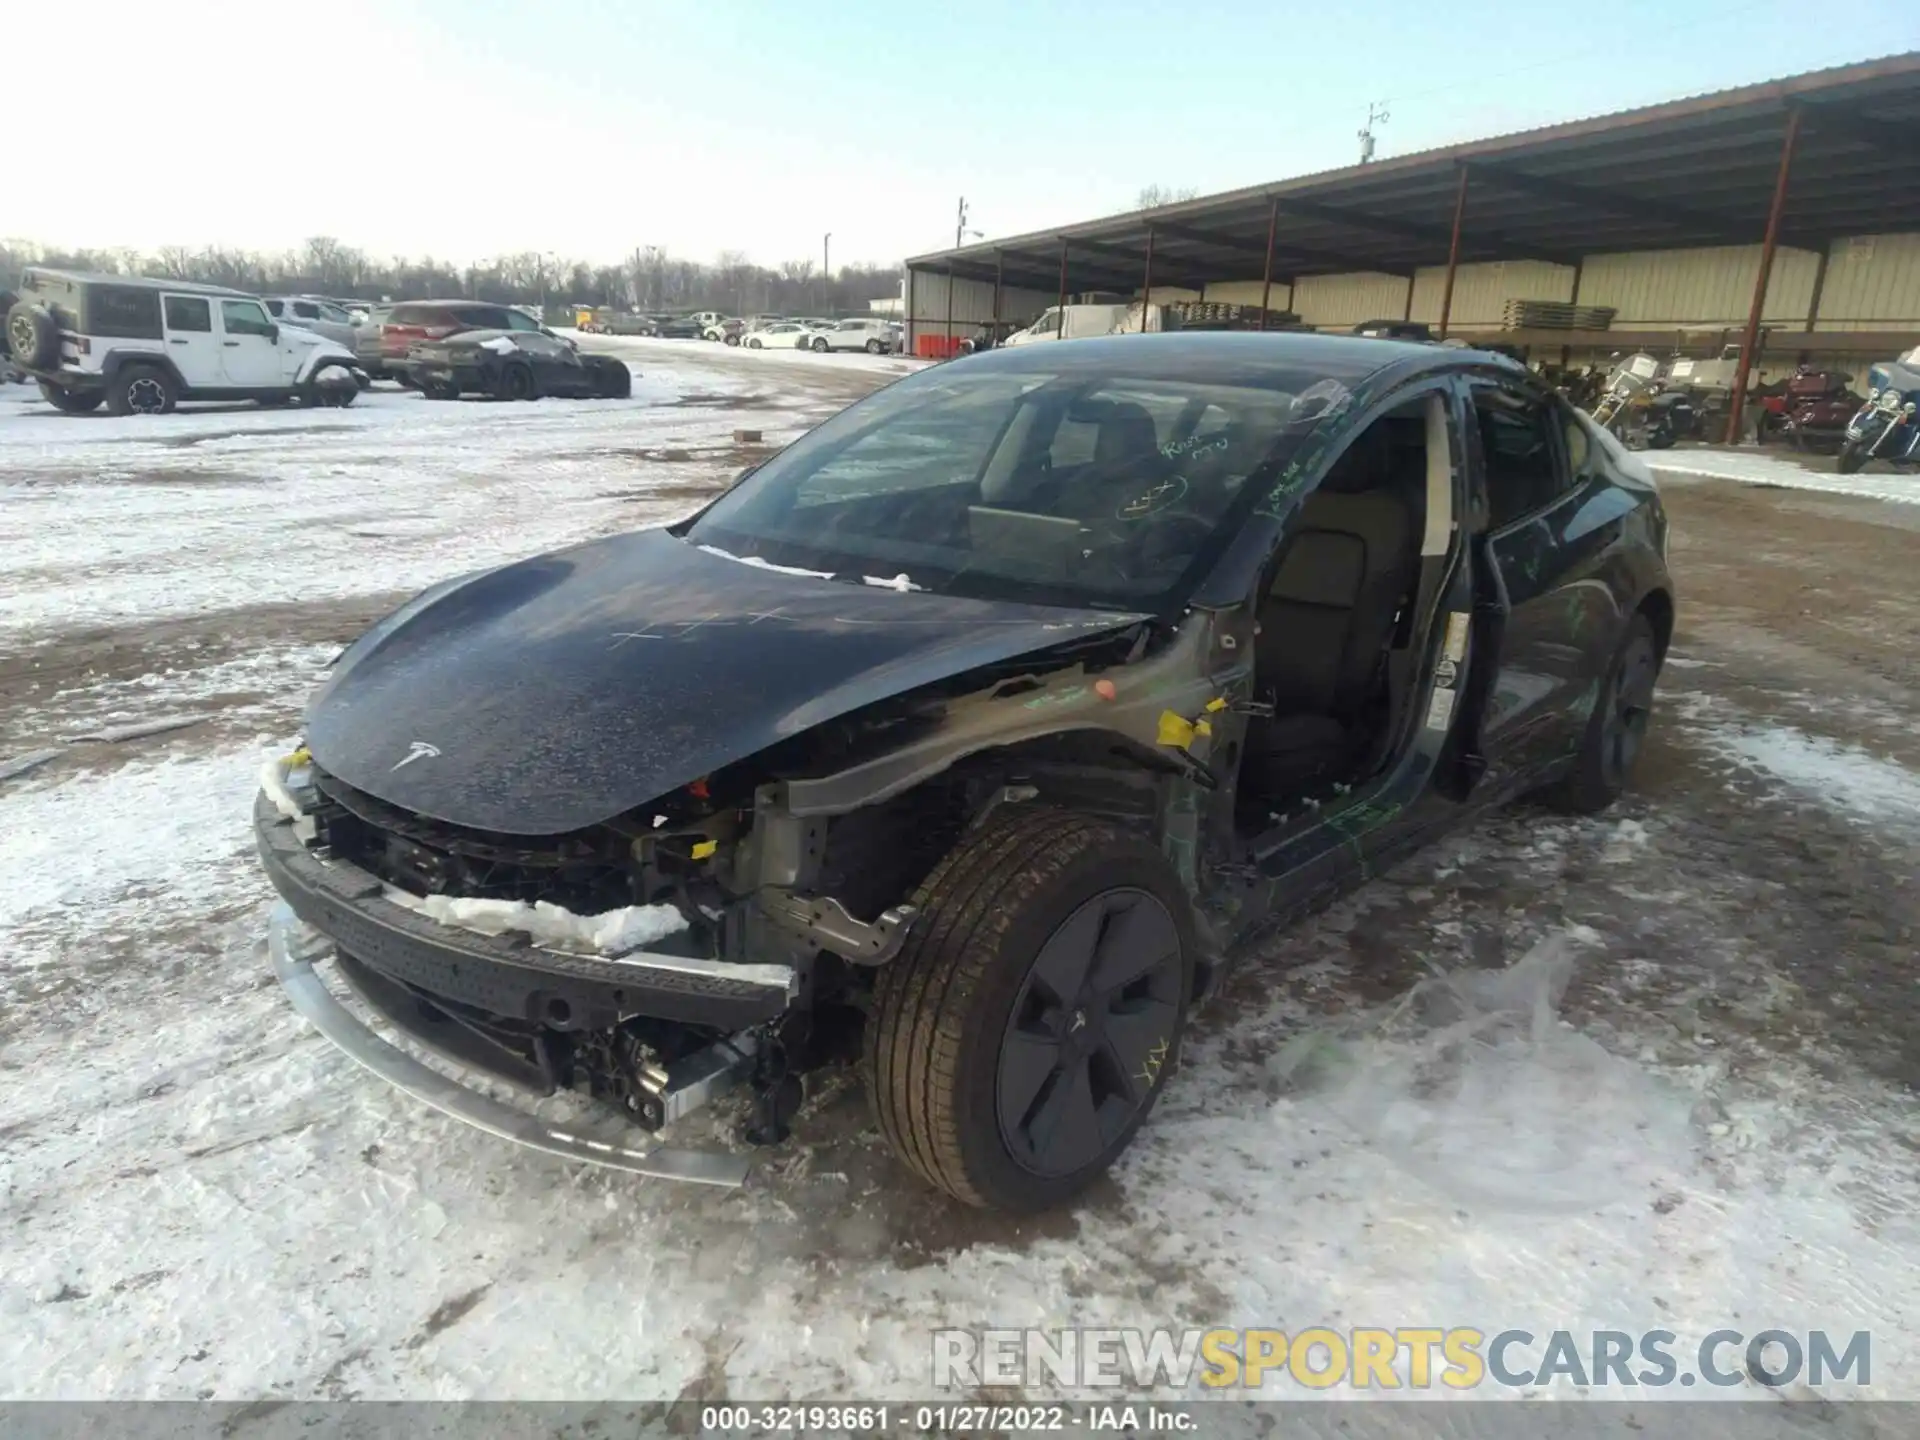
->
(1069, 1010), (1088, 1033)
(391, 741), (441, 771)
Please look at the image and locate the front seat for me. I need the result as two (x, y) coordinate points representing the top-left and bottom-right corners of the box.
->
(1240, 433), (1421, 799)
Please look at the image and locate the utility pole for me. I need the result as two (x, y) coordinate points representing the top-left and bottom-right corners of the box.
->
(956, 197), (969, 249)
(1358, 101), (1390, 164)
(823, 232), (831, 313)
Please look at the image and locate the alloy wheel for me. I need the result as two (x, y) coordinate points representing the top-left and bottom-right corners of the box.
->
(996, 888), (1184, 1178)
(1600, 632), (1658, 788)
(126, 377), (167, 414)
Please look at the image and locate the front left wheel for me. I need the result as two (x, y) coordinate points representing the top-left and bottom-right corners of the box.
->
(811, 336), (830, 353)
(865, 808), (1193, 1212)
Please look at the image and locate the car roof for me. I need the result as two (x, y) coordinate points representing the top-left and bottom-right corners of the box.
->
(958, 329), (1515, 378)
(26, 267), (254, 299)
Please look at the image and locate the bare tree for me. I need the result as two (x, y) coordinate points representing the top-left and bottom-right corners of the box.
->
(1136, 184), (1200, 209)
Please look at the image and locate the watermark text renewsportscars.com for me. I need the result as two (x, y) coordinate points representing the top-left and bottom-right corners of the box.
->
(932, 1327), (1872, 1392)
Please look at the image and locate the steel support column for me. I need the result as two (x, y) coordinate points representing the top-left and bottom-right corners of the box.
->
(904, 267), (915, 357)
(1140, 227), (1155, 317)
(1437, 165), (1470, 340)
(1402, 274), (1415, 323)
(1805, 239), (1829, 334)
(944, 263), (955, 352)
(1258, 197), (1278, 329)
(1727, 107), (1802, 444)
(1056, 238), (1069, 317)
(991, 251), (1003, 332)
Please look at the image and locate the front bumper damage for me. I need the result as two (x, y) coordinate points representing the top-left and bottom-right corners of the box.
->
(268, 904), (752, 1186)
(256, 783), (796, 1187)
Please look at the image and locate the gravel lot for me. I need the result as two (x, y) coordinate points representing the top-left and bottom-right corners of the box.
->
(2, 348), (1916, 1405)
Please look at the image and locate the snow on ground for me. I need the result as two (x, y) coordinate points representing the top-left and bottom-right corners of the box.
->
(3, 357), (1919, 1404)
(0, 360), (822, 640)
(1650, 446), (1920, 505)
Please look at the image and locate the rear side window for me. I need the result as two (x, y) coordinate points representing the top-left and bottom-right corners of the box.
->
(293, 301), (321, 319)
(264, 299), (285, 316)
(1472, 385), (1570, 527)
(388, 303), (453, 325)
(164, 296), (212, 332)
(504, 310), (541, 332)
(88, 286), (163, 340)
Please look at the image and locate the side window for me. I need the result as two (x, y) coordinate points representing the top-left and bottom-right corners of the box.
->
(293, 301), (321, 319)
(1472, 385), (1568, 527)
(319, 303), (352, 323)
(164, 296), (212, 332)
(220, 300), (276, 338)
(264, 299), (285, 317)
(504, 310), (541, 332)
(1559, 400), (1596, 483)
(1030, 310), (1061, 337)
(89, 286), (163, 339)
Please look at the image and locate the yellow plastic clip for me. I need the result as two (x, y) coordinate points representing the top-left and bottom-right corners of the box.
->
(1204, 697), (1228, 713)
(286, 746), (312, 765)
(1156, 711), (1197, 749)
(690, 839), (718, 860)
(1195, 719), (1213, 739)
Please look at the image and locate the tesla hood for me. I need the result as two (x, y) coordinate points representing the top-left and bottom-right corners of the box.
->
(304, 528), (1145, 835)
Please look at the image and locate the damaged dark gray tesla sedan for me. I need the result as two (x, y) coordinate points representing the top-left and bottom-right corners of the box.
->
(258, 332), (1672, 1211)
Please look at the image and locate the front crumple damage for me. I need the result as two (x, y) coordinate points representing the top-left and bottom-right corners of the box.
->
(301, 526), (1151, 837)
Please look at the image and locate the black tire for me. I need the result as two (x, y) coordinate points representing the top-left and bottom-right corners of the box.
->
(420, 378), (458, 401)
(865, 808), (1193, 1212)
(1837, 438), (1869, 475)
(748, 337), (763, 349)
(495, 362), (536, 401)
(592, 359), (632, 399)
(1542, 612), (1661, 815)
(106, 363), (177, 417)
(724, 333), (740, 346)
(307, 366), (358, 407)
(865, 339), (885, 354)
(811, 336), (830, 353)
(38, 381), (103, 414)
(6, 301), (60, 369)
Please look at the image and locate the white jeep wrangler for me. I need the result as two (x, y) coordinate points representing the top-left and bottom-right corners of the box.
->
(6, 268), (366, 416)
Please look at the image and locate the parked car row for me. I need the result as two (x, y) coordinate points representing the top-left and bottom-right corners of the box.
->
(1, 271), (639, 415)
(575, 307), (903, 354)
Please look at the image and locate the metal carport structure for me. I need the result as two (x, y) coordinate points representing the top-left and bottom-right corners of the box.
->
(905, 52), (1920, 440)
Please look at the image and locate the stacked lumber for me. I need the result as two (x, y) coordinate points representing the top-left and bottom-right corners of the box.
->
(1500, 299), (1617, 331)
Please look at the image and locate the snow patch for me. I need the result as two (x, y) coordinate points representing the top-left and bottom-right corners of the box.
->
(479, 336), (519, 355)
(1712, 723), (1920, 830)
(861, 572), (924, 592)
(696, 543), (833, 580)
(381, 887), (689, 956)
(1272, 930), (1696, 1213)
(1651, 450), (1920, 506)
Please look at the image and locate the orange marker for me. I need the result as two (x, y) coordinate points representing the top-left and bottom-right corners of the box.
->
(1094, 679), (1118, 701)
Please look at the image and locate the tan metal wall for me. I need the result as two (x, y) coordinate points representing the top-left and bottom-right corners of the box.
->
(1290, 272), (1415, 328)
(1575, 244), (1822, 326)
(1201, 279), (1296, 310)
(905, 270), (1055, 333)
(1407, 260), (1577, 330)
(1813, 233), (1920, 331)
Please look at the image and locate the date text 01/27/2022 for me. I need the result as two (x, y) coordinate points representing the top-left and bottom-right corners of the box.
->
(698, 1404), (1197, 1433)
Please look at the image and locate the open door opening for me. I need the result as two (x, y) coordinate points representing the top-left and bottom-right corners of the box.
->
(1235, 394), (1456, 835)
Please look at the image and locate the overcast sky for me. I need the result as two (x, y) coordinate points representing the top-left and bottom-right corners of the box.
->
(18, 0), (1917, 270)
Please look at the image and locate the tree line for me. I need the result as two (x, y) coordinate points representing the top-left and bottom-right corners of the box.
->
(0, 237), (903, 316)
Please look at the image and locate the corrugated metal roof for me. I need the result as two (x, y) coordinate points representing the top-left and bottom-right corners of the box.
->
(908, 52), (1920, 290)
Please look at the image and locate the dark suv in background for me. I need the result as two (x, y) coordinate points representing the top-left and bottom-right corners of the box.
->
(362, 301), (547, 385)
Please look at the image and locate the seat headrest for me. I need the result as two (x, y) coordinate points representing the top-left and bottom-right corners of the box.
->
(1095, 401), (1162, 466)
